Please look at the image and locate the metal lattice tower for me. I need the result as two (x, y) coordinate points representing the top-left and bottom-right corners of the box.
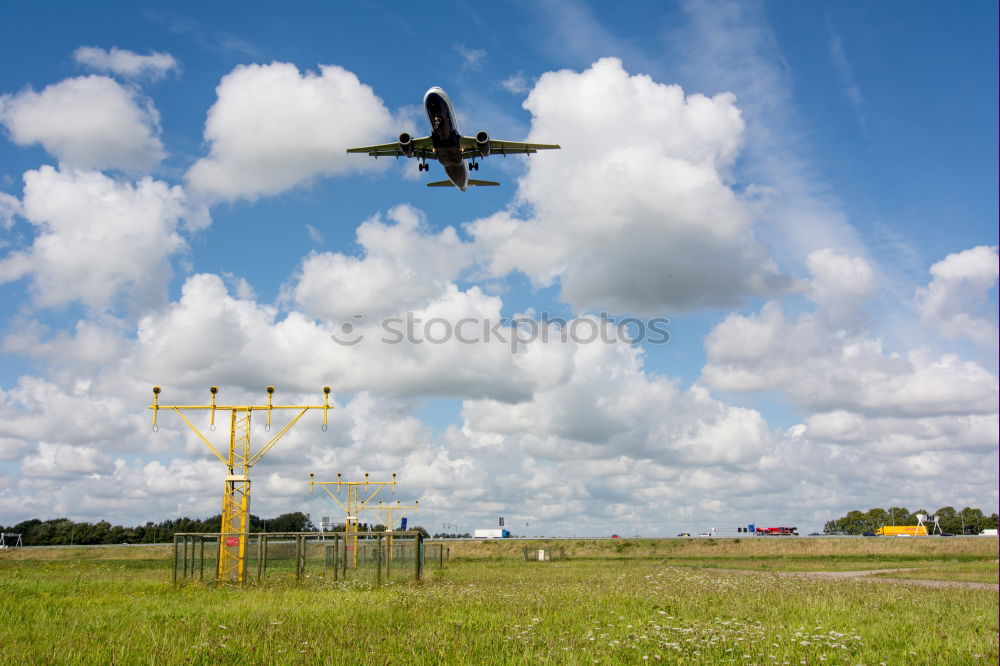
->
(368, 499), (419, 532)
(309, 472), (396, 567)
(368, 499), (419, 562)
(151, 385), (332, 582)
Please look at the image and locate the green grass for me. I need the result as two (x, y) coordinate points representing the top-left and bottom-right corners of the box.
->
(0, 556), (995, 664)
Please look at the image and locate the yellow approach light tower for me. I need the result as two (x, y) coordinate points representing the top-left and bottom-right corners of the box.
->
(151, 385), (332, 583)
(369, 499), (419, 532)
(369, 499), (419, 562)
(309, 472), (396, 568)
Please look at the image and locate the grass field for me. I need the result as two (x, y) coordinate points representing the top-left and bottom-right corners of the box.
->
(0, 539), (996, 664)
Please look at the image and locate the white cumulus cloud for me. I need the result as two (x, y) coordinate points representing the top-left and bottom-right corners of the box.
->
(806, 248), (874, 326)
(0, 75), (165, 172)
(701, 246), (998, 469)
(74, 46), (179, 80)
(0, 167), (187, 311)
(186, 62), (395, 201)
(469, 57), (786, 314)
(915, 245), (998, 347)
(20, 443), (114, 480)
(287, 204), (472, 322)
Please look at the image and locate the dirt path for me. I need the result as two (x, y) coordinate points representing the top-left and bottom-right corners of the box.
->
(778, 567), (1000, 592)
(730, 567), (999, 591)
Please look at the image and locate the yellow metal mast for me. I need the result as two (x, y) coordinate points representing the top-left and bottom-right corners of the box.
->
(151, 385), (332, 583)
(309, 472), (396, 568)
(368, 499), (419, 562)
(367, 499), (419, 532)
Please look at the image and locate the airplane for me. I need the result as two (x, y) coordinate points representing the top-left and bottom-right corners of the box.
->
(347, 86), (560, 191)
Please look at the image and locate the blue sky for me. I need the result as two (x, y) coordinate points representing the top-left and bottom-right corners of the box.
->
(0, 1), (996, 535)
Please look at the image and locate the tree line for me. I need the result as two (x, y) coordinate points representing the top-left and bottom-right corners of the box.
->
(823, 506), (998, 535)
(0, 513), (430, 546)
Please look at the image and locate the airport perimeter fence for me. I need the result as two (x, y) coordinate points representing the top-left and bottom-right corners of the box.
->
(522, 546), (566, 561)
(173, 531), (446, 586)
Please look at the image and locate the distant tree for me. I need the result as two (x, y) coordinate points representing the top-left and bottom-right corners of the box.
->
(93, 520), (111, 544)
(408, 525), (430, 538)
(264, 512), (316, 533)
(824, 506), (998, 535)
(887, 507), (913, 526)
(935, 506), (958, 533)
(10, 519), (41, 538)
(106, 525), (128, 544)
(320, 522), (347, 532)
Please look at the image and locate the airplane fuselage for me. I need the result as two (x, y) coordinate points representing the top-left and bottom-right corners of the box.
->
(347, 88), (558, 189)
(423, 87), (469, 190)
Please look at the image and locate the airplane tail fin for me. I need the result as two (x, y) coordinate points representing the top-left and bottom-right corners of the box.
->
(426, 179), (500, 187)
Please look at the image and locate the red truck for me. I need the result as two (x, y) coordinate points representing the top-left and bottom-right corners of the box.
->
(754, 526), (798, 536)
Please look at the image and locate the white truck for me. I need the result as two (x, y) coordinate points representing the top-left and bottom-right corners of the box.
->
(474, 528), (510, 539)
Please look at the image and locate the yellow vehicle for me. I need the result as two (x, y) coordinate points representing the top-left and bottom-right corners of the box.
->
(875, 525), (928, 536)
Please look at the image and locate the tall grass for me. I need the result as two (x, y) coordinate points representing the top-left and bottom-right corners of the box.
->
(0, 556), (995, 664)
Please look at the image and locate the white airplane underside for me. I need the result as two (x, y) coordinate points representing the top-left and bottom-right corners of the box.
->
(347, 86), (560, 191)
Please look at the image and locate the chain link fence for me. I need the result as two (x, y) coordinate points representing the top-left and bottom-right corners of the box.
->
(173, 531), (444, 585)
(522, 546), (567, 561)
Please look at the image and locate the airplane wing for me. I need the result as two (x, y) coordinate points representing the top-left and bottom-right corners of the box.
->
(458, 136), (560, 159)
(427, 179), (500, 187)
(346, 136), (437, 160)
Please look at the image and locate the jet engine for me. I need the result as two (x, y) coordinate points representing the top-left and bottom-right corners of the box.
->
(398, 132), (414, 158)
(476, 131), (491, 158)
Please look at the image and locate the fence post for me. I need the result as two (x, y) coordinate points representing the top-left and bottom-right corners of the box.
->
(256, 535), (264, 582)
(333, 535), (339, 581)
(199, 537), (205, 581)
(301, 535), (307, 579)
(296, 535), (304, 581)
(377, 535), (383, 586)
(414, 532), (423, 582)
(261, 535), (269, 579)
(172, 535), (179, 584)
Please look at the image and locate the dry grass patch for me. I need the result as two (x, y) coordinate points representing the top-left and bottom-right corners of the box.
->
(439, 536), (997, 560)
(0, 544), (172, 561)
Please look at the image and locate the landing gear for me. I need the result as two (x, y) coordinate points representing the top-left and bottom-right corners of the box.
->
(418, 162), (429, 172)
(469, 161), (479, 171)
